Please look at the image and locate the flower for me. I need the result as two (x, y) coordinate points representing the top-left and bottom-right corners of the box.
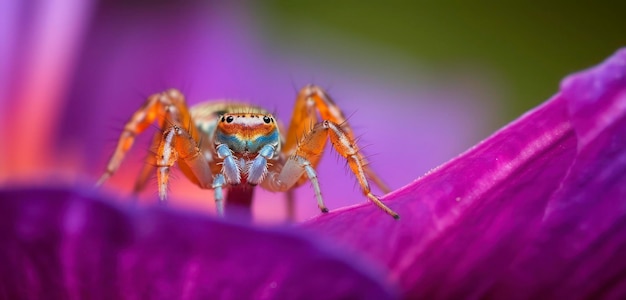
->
(306, 48), (626, 298)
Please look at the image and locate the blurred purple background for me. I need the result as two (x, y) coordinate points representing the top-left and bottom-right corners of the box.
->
(0, 1), (529, 221)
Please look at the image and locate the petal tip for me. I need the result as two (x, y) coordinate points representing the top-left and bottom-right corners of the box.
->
(560, 47), (626, 103)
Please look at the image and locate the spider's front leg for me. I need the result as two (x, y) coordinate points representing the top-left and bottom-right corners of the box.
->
(96, 89), (217, 210)
(283, 85), (392, 193)
(155, 124), (213, 202)
(263, 120), (399, 219)
(265, 85), (398, 219)
(96, 89), (197, 187)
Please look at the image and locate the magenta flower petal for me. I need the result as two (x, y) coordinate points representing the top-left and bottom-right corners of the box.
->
(506, 49), (626, 298)
(0, 187), (397, 299)
(306, 48), (626, 298)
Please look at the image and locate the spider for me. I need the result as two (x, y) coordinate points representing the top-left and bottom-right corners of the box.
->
(96, 85), (399, 219)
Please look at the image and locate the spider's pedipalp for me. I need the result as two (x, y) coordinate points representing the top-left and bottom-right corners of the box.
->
(216, 144), (240, 185)
(247, 144), (276, 185)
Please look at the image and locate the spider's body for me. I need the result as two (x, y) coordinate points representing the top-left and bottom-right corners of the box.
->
(97, 85), (398, 219)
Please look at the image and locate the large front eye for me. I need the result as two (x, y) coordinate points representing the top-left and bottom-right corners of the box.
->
(226, 116), (234, 123)
(263, 116), (271, 124)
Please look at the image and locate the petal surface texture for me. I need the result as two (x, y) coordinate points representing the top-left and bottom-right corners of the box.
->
(307, 48), (626, 299)
(0, 187), (397, 300)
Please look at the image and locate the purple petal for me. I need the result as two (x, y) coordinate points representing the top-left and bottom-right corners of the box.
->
(306, 48), (626, 298)
(505, 49), (626, 298)
(0, 186), (397, 299)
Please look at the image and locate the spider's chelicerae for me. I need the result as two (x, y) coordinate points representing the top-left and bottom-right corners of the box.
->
(97, 85), (399, 219)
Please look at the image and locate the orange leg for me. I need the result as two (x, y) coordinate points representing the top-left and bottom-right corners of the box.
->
(282, 85), (390, 193)
(264, 120), (399, 219)
(155, 125), (212, 203)
(132, 134), (160, 195)
(96, 89), (196, 187)
(321, 120), (398, 218)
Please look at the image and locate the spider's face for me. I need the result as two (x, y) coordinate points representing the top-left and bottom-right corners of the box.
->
(215, 113), (280, 155)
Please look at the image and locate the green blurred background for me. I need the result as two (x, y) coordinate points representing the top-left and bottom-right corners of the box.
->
(255, 1), (625, 125)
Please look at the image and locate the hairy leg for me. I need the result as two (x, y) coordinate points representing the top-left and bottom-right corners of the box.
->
(132, 134), (160, 195)
(155, 125), (212, 202)
(264, 120), (399, 219)
(282, 85), (390, 193)
(96, 89), (196, 186)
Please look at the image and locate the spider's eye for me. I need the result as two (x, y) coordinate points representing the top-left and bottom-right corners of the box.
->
(220, 116), (225, 122)
(226, 116), (234, 123)
(263, 116), (271, 124)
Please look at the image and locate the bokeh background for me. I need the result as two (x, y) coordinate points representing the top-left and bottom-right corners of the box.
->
(1, 0), (624, 222)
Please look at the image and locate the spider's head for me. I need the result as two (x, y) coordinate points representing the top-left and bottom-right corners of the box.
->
(215, 113), (280, 154)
